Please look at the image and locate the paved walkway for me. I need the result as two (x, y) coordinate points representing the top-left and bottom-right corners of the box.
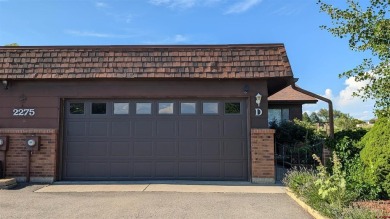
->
(35, 181), (286, 193)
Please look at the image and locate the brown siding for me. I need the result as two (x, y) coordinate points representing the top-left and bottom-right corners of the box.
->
(289, 104), (303, 120)
(0, 79), (269, 129)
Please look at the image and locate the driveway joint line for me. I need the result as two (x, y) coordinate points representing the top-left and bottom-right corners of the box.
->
(143, 184), (150, 192)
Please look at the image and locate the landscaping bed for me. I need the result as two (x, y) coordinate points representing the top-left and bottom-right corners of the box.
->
(353, 201), (390, 217)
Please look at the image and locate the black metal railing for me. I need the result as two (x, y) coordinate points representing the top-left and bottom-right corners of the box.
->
(275, 141), (324, 182)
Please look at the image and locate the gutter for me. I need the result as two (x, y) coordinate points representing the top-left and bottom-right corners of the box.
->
(290, 79), (334, 139)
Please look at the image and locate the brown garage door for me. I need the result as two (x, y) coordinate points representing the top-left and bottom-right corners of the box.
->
(62, 99), (248, 180)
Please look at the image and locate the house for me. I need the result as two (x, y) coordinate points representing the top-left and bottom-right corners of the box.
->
(0, 44), (325, 183)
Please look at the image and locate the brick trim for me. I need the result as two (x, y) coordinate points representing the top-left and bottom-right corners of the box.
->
(0, 128), (58, 134)
(251, 128), (275, 184)
(251, 129), (275, 134)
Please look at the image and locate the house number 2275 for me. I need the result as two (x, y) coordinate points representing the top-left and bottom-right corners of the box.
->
(13, 109), (36, 116)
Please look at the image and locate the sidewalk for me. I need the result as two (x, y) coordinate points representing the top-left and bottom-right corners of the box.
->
(35, 181), (286, 193)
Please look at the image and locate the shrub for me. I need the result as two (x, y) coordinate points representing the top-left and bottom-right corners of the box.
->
(359, 117), (390, 199)
(327, 128), (380, 200)
(283, 167), (317, 196)
(271, 120), (324, 145)
(313, 153), (357, 217)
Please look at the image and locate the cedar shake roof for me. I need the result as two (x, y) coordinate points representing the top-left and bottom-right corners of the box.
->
(0, 44), (293, 80)
(268, 85), (318, 103)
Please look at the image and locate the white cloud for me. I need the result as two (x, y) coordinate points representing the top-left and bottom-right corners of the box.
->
(64, 30), (135, 38)
(95, 2), (108, 8)
(338, 77), (369, 107)
(143, 34), (190, 44)
(303, 76), (375, 121)
(173, 34), (188, 42)
(324, 88), (333, 100)
(225, 0), (262, 14)
(271, 3), (307, 16)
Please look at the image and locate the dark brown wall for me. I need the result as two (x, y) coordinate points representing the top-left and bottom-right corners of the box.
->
(0, 79), (269, 129)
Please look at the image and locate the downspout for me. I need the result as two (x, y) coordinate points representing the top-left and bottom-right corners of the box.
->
(290, 80), (334, 139)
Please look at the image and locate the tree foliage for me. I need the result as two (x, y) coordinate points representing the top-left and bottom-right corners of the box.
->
(318, 0), (390, 117)
(4, 43), (19, 46)
(359, 117), (390, 198)
(305, 109), (365, 131)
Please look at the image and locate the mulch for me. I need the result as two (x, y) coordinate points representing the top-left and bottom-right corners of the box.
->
(353, 200), (390, 218)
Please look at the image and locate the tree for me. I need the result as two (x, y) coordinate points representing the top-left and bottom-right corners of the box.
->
(317, 108), (330, 123)
(318, 0), (390, 118)
(302, 112), (311, 123)
(334, 113), (361, 130)
(310, 112), (321, 123)
(4, 43), (19, 46)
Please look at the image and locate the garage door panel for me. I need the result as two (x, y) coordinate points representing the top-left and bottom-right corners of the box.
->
(110, 162), (131, 177)
(88, 142), (108, 156)
(156, 120), (176, 138)
(67, 122), (86, 136)
(67, 141), (88, 157)
(178, 141), (198, 157)
(223, 119), (245, 137)
(178, 120), (198, 138)
(134, 141), (153, 156)
(88, 122), (109, 136)
(86, 162), (109, 177)
(154, 141), (176, 157)
(201, 120), (221, 137)
(223, 140), (245, 158)
(201, 140), (221, 157)
(65, 162), (85, 178)
(111, 121), (131, 137)
(155, 162), (176, 177)
(201, 162), (221, 178)
(224, 162), (245, 178)
(178, 161), (198, 177)
(134, 120), (153, 138)
(111, 142), (130, 156)
(134, 162), (153, 177)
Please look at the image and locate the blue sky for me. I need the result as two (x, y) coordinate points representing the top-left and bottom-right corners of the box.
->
(0, 0), (375, 120)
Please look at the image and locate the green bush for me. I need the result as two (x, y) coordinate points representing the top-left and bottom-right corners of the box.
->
(334, 129), (367, 143)
(283, 168), (332, 217)
(284, 153), (367, 219)
(359, 117), (390, 199)
(313, 153), (357, 217)
(327, 128), (380, 200)
(271, 120), (324, 144)
(344, 156), (381, 200)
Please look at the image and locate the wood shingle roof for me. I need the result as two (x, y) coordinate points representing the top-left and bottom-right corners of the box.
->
(0, 44), (293, 80)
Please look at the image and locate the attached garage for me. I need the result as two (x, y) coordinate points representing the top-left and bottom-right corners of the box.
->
(63, 99), (248, 180)
(0, 44), (321, 183)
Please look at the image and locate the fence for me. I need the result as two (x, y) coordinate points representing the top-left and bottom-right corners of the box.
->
(275, 141), (324, 182)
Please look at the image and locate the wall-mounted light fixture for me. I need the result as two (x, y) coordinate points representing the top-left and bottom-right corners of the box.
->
(2, 80), (9, 90)
(243, 85), (249, 94)
(255, 93), (262, 107)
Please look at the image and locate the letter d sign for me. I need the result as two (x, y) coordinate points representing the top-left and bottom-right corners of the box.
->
(255, 108), (262, 116)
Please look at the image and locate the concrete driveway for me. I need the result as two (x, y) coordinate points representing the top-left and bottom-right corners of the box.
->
(0, 183), (312, 219)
